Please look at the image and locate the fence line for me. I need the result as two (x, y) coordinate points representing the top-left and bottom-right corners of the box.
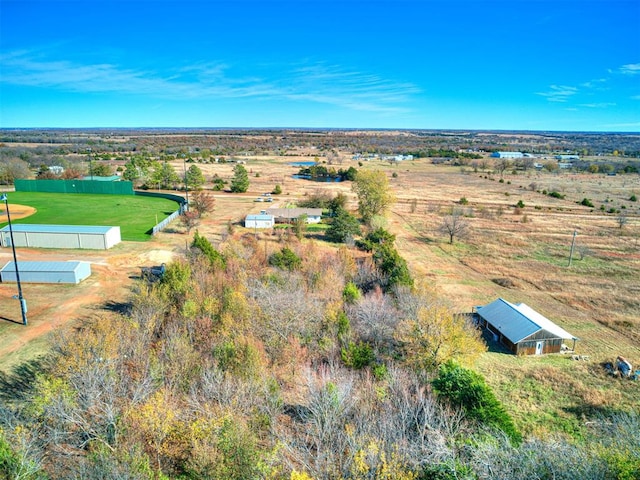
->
(152, 210), (181, 235)
(134, 190), (187, 236)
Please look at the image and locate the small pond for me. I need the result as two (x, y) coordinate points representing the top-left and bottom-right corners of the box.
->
(288, 161), (317, 167)
(291, 174), (344, 183)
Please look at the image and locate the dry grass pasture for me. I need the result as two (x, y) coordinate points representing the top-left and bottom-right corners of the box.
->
(1, 153), (638, 437)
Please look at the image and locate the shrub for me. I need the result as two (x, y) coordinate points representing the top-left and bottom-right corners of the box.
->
(269, 247), (302, 271)
(356, 228), (396, 251)
(325, 208), (361, 243)
(341, 341), (375, 369)
(342, 282), (361, 304)
(548, 191), (565, 199)
(432, 361), (522, 445)
(630, 194), (637, 202)
(459, 197), (469, 205)
(272, 184), (282, 194)
(191, 230), (226, 269)
(580, 198), (594, 207)
(516, 200), (525, 208)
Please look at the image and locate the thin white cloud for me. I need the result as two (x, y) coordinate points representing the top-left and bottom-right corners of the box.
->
(578, 102), (616, 108)
(620, 63), (640, 75)
(536, 85), (578, 102)
(0, 51), (418, 115)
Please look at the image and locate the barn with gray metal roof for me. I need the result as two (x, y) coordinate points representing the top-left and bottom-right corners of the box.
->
(475, 298), (577, 355)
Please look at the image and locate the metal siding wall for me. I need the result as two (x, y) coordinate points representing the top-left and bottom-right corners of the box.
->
(4, 231), (113, 249)
(76, 262), (91, 282)
(31, 233), (81, 249)
(1, 270), (75, 283)
(78, 234), (107, 250)
(105, 227), (121, 248)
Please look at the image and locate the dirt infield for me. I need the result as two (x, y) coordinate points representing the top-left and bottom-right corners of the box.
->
(0, 203), (37, 222)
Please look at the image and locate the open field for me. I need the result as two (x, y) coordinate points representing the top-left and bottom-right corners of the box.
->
(0, 192), (180, 241)
(1, 148), (639, 438)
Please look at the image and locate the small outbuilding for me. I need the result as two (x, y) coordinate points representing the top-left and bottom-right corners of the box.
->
(266, 208), (323, 224)
(0, 261), (92, 284)
(0, 225), (121, 250)
(244, 214), (275, 229)
(475, 298), (577, 355)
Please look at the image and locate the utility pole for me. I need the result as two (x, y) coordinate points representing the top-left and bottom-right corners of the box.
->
(183, 157), (189, 210)
(568, 230), (577, 267)
(1, 194), (27, 325)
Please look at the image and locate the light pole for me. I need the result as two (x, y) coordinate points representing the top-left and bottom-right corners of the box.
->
(1, 194), (27, 326)
(87, 148), (94, 181)
(182, 156), (189, 210)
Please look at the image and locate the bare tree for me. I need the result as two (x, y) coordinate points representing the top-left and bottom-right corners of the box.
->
(616, 213), (628, 229)
(180, 210), (200, 234)
(496, 158), (512, 178)
(346, 286), (400, 351)
(438, 209), (470, 244)
(190, 190), (215, 218)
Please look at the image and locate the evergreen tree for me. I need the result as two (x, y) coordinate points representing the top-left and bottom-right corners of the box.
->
(325, 207), (361, 243)
(230, 164), (249, 193)
(186, 164), (206, 189)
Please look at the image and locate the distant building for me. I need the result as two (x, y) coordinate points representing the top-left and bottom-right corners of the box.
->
(266, 208), (323, 224)
(49, 166), (64, 174)
(491, 152), (523, 159)
(244, 214), (274, 229)
(555, 154), (580, 161)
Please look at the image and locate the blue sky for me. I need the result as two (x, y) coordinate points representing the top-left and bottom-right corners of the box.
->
(1, 0), (638, 131)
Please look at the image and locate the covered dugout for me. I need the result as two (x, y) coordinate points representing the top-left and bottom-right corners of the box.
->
(0, 225), (121, 250)
(1, 261), (91, 284)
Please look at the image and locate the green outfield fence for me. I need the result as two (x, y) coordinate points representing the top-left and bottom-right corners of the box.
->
(15, 179), (135, 195)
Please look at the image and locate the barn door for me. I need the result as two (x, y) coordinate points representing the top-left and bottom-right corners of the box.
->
(535, 341), (543, 355)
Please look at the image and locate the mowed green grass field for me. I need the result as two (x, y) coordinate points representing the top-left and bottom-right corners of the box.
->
(0, 192), (180, 241)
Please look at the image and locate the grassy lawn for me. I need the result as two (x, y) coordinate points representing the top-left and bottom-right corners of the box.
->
(1, 192), (180, 241)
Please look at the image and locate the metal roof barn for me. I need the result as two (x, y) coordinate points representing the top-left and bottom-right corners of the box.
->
(0, 224), (121, 250)
(476, 298), (577, 355)
(1, 261), (91, 284)
(244, 214), (275, 229)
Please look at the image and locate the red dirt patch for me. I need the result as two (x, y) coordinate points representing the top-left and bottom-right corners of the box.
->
(0, 203), (37, 222)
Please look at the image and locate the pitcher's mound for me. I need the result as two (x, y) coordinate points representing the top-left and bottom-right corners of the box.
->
(0, 204), (37, 222)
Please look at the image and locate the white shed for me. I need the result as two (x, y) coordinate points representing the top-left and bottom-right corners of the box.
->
(0, 261), (92, 284)
(244, 214), (275, 229)
(0, 225), (121, 250)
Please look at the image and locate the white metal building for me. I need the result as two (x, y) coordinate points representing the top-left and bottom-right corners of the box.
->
(491, 152), (524, 159)
(1, 261), (92, 284)
(244, 214), (275, 229)
(0, 225), (121, 250)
